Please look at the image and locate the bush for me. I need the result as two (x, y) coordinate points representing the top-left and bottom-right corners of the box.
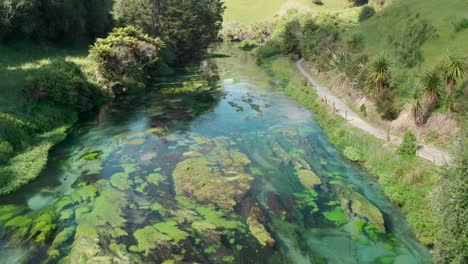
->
(452, 18), (468, 32)
(375, 89), (399, 120)
(389, 14), (437, 68)
(349, 0), (368, 7)
(23, 59), (101, 112)
(312, 0), (323, 5)
(344, 146), (365, 161)
(237, 40), (258, 51)
(89, 26), (165, 95)
(399, 131), (417, 156)
(358, 6), (375, 22)
(0, 139), (14, 164)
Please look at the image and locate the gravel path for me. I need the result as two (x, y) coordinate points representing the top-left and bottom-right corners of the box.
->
(296, 59), (453, 166)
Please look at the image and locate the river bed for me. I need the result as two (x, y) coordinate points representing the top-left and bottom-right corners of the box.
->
(0, 46), (432, 264)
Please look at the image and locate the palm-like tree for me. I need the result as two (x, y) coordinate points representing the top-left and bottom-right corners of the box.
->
(440, 55), (466, 93)
(367, 54), (391, 96)
(407, 83), (424, 126)
(420, 68), (442, 111)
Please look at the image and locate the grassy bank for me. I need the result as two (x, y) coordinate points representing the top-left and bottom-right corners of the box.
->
(0, 43), (95, 195)
(263, 55), (441, 246)
(223, 0), (357, 24)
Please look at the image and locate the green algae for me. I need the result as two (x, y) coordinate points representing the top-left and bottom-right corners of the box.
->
(294, 190), (319, 212)
(223, 256), (235, 263)
(354, 219), (366, 234)
(133, 226), (171, 255)
(46, 226), (76, 262)
(122, 163), (138, 174)
(322, 207), (349, 226)
(147, 172), (166, 185)
(110, 172), (133, 191)
(80, 151), (102, 160)
(154, 220), (189, 242)
(0, 205), (26, 222)
(59, 209), (74, 221)
(177, 197), (245, 230)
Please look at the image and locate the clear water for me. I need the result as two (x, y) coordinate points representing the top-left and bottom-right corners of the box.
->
(0, 46), (432, 264)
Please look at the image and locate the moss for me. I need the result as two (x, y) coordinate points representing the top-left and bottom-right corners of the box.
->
(147, 173), (166, 186)
(80, 151), (102, 160)
(322, 207), (349, 226)
(154, 220), (189, 242)
(162, 260), (176, 264)
(110, 172), (133, 191)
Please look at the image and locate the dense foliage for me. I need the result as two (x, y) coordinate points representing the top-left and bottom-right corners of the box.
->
(433, 115), (468, 263)
(0, 0), (113, 42)
(113, 0), (224, 64)
(89, 26), (165, 95)
(23, 60), (102, 112)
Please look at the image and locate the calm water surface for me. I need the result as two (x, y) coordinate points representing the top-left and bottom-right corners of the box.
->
(0, 46), (431, 264)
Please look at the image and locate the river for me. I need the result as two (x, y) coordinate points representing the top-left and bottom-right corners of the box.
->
(0, 45), (432, 264)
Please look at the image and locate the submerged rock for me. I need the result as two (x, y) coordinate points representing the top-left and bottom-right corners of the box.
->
(172, 141), (253, 210)
(333, 182), (386, 232)
(297, 169), (322, 189)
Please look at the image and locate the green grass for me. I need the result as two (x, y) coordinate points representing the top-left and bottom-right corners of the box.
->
(262, 55), (441, 245)
(349, 0), (468, 72)
(0, 43), (92, 195)
(223, 0), (353, 24)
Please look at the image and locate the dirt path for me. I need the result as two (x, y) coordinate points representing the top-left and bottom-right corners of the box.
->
(296, 59), (453, 166)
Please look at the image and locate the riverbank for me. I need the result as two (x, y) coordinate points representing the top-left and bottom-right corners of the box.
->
(262, 55), (441, 246)
(0, 44), (95, 195)
(296, 59), (453, 166)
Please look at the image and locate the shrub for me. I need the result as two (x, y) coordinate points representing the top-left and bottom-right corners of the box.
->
(23, 60), (102, 113)
(358, 6), (375, 22)
(375, 89), (399, 120)
(237, 40), (258, 51)
(0, 139), (14, 164)
(349, 0), (368, 7)
(89, 26), (165, 95)
(399, 131), (417, 156)
(389, 14), (437, 68)
(452, 18), (468, 32)
(344, 146), (365, 162)
(312, 0), (323, 5)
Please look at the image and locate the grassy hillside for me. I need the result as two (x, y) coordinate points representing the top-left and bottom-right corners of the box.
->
(348, 0), (468, 72)
(223, 0), (352, 24)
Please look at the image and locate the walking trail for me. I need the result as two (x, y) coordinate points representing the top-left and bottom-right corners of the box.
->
(296, 59), (453, 166)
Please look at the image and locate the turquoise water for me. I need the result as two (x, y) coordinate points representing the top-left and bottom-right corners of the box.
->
(0, 46), (431, 263)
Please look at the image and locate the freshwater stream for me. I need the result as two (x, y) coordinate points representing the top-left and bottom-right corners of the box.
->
(0, 46), (432, 263)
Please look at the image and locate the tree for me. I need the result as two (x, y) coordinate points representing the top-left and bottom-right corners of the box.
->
(358, 6), (375, 22)
(367, 54), (391, 96)
(408, 83), (424, 126)
(440, 55), (466, 93)
(281, 19), (302, 56)
(420, 68), (442, 111)
(113, 0), (225, 65)
(348, 0), (368, 7)
(433, 114), (468, 263)
(398, 131), (417, 156)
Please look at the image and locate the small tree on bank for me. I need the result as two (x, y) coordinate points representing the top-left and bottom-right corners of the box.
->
(440, 55), (467, 93)
(398, 131), (417, 156)
(420, 68), (442, 111)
